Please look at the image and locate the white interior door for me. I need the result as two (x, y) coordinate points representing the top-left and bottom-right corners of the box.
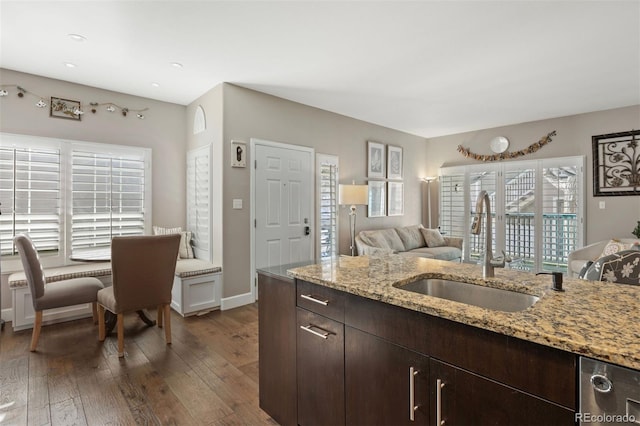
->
(254, 142), (314, 271)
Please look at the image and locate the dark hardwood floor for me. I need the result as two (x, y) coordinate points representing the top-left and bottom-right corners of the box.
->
(0, 303), (278, 425)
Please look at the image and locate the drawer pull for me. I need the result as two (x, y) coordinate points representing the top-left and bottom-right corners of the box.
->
(300, 294), (329, 306)
(300, 324), (332, 339)
(409, 367), (419, 421)
(436, 379), (446, 425)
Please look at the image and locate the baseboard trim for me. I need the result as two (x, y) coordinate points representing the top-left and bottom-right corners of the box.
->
(220, 292), (254, 311)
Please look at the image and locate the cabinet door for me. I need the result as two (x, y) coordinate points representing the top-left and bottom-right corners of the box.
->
(258, 273), (297, 426)
(345, 327), (429, 425)
(430, 358), (575, 426)
(297, 308), (345, 426)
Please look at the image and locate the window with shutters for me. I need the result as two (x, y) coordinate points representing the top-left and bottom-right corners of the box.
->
(0, 133), (151, 268)
(71, 146), (150, 257)
(439, 156), (584, 273)
(187, 145), (211, 261)
(0, 144), (61, 257)
(316, 154), (339, 260)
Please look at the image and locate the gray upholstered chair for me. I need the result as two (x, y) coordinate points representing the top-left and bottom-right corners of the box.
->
(13, 234), (104, 352)
(97, 234), (180, 357)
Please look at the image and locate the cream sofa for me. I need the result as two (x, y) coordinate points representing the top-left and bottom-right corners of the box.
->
(567, 238), (639, 277)
(355, 225), (463, 261)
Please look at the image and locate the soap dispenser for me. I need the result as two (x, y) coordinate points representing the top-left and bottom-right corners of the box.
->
(536, 272), (564, 292)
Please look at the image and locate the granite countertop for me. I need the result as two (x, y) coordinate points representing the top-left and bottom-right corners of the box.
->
(287, 255), (640, 370)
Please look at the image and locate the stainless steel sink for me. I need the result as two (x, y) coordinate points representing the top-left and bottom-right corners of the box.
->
(397, 278), (539, 312)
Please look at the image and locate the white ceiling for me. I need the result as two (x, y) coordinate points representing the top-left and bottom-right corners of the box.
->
(1, 1), (639, 138)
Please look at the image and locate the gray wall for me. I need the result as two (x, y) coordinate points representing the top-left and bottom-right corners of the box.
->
(0, 68), (187, 310)
(198, 83), (429, 299)
(426, 105), (640, 244)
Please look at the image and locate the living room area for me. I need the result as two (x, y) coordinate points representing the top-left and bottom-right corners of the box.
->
(1, 1), (639, 424)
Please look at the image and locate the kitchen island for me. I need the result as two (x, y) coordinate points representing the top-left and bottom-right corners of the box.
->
(259, 255), (640, 425)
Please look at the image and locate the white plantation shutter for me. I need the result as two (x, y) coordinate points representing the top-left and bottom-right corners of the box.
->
(438, 172), (466, 240)
(187, 145), (211, 261)
(439, 156), (583, 273)
(0, 146), (61, 255)
(316, 154), (339, 260)
(71, 147), (149, 256)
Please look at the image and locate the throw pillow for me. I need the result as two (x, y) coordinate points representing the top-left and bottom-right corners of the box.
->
(421, 228), (446, 248)
(179, 231), (195, 259)
(396, 225), (426, 251)
(598, 239), (633, 259)
(152, 226), (195, 259)
(578, 261), (593, 279)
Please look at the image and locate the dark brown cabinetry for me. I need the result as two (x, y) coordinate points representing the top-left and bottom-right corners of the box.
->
(345, 326), (429, 425)
(430, 358), (575, 425)
(257, 272), (297, 426)
(296, 308), (345, 426)
(259, 277), (577, 425)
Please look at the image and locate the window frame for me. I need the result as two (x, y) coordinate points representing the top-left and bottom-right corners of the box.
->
(439, 156), (584, 273)
(1, 133), (152, 272)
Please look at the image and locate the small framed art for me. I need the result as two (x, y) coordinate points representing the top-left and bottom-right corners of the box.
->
(367, 141), (385, 179)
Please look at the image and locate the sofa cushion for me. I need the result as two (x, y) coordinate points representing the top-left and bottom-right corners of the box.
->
(359, 229), (405, 253)
(421, 228), (446, 247)
(395, 225), (426, 251)
(407, 246), (462, 261)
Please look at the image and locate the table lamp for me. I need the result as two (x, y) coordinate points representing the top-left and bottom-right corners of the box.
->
(339, 183), (369, 256)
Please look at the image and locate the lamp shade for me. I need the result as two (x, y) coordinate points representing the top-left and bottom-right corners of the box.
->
(339, 184), (368, 206)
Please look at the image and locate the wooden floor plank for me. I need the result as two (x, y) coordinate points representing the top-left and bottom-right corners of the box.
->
(0, 303), (275, 425)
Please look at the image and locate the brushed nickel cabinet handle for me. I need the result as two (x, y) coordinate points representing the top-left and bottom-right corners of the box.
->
(436, 379), (446, 425)
(300, 324), (331, 339)
(409, 367), (419, 421)
(300, 294), (329, 306)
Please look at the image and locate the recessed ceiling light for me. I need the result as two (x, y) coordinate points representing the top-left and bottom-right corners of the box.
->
(63, 62), (77, 68)
(151, 82), (160, 88)
(170, 62), (183, 69)
(68, 33), (87, 42)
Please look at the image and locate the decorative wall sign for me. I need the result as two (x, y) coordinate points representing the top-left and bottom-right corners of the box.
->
(592, 130), (640, 196)
(387, 145), (403, 180)
(457, 131), (556, 162)
(367, 141), (385, 178)
(50, 96), (82, 120)
(231, 140), (246, 168)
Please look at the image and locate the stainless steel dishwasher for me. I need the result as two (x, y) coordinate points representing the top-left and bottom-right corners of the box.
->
(579, 356), (640, 425)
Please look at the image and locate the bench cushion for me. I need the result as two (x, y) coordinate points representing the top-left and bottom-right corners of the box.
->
(175, 259), (222, 278)
(9, 262), (111, 289)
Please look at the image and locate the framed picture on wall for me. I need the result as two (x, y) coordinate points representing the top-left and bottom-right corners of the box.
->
(592, 130), (640, 196)
(50, 96), (82, 121)
(387, 145), (403, 180)
(387, 181), (404, 216)
(367, 141), (385, 179)
(367, 180), (386, 217)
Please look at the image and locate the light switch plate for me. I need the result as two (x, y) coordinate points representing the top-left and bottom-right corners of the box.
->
(599, 201), (606, 209)
(233, 199), (243, 209)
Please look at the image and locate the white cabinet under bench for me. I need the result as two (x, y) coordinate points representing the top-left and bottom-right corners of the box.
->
(171, 259), (222, 316)
(8, 263), (113, 331)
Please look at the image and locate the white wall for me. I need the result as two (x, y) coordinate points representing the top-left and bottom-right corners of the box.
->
(188, 83), (429, 299)
(0, 68), (187, 311)
(426, 105), (640, 244)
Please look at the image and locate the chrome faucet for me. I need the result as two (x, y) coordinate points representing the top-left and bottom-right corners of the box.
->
(470, 190), (510, 278)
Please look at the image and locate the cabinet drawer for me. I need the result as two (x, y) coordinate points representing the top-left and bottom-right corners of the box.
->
(297, 308), (345, 426)
(296, 280), (344, 322)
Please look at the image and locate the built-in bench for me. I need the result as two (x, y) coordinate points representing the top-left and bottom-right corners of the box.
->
(8, 258), (223, 330)
(171, 259), (222, 316)
(8, 263), (113, 331)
